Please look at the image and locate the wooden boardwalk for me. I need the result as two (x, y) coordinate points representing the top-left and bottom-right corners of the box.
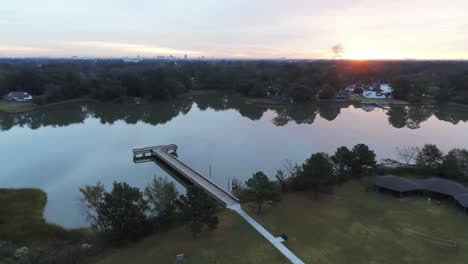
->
(133, 145), (239, 207)
(133, 144), (304, 264)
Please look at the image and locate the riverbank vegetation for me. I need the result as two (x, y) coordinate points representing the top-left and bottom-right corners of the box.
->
(0, 189), (88, 263)
(244, 144), (377, 201)
(0, 189), (85, 244)
(382, 144), (468, 182)
(1, 59), (468, 107)
(79, 178), (220, 242)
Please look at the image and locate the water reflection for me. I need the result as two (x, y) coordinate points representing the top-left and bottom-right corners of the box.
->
(2, 94), (468, 227)
(1, 95), (468, 131)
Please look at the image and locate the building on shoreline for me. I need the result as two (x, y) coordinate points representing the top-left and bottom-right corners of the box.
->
(375, 175), (468, 210)
(345, 83), (393, 99)
(7, 92), (33, 102)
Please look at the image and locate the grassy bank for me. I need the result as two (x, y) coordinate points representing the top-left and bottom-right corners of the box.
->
(356, 97), (409, 105)
(0, 188), (85, 245)
(245, 180), (468, 264)
(0, 101), (36, 113)
(0, 98), (97, 114)
(96, 210), (287, 264)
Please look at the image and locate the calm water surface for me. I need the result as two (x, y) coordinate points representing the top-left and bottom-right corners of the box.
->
(1, 95), (468, 227)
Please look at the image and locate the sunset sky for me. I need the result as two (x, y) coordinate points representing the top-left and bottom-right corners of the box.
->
(1, 0), (467, 59)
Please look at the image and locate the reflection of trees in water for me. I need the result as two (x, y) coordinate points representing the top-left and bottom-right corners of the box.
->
(433, 107), (468, 125)
(91, 99), (193, 126)
(0, 104), (88, 131)
(192, 95), (230, 111)
(273, 104), (318, 126)
(237, 103), (268, 121)
(0, 99), (193, 131)
(386, 105), (434, 129)
(318, 103), (347, 121)
(1, 95), (468, 131)
(272, 103), (346, 126)
(386, 106), (407, 128)
(405, 106), (433, 129)
(193, 94), (268, 120)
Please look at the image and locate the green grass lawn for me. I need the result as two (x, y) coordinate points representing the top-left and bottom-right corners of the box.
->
(96, 210), (287, 264)
(0, 189), (85, 245)
(245, 180), (468, 264)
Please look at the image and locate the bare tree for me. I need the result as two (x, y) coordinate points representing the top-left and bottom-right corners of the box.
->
(396, 146), (420, 167)
(144, 176), (178, 218)
(79, 182), (107, 231)
(282, 159), (302, 178)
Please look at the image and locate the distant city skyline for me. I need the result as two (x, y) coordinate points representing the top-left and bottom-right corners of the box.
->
(1, 0), (468, 60)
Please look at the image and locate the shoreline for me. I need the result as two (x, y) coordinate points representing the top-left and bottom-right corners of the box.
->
(0, 98), (98, 114)
(2, 93), (468, 114)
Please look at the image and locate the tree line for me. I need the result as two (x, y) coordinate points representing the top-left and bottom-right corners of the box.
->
(1, 59), (468, 104)
(238, 143), (468, 215)
(79, 177), (219, 242)
(391, 144), (468, 181)
(239, 144), (377, 213)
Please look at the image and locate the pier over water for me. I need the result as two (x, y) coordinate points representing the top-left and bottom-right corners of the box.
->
(132, 144), (304, 264)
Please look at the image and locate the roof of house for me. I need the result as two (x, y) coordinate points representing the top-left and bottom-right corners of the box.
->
(418, 178), (467, 196)
(375, 175), (421, 192)
(375, 175), (468, 207)
(453, 193), (468, 207)
(8, 92), (31, 99)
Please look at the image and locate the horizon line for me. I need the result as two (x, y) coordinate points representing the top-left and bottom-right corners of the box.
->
(1, 56), (468, 62)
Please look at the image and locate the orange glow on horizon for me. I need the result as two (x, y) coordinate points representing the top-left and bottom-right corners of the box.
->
(343, 50), (406, 60)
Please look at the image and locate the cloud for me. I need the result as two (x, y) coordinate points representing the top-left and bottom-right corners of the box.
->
(0, 45), (55, 55)
(63, 41), (201, 56)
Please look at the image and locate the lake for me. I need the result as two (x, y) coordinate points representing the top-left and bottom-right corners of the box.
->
(1, 94), (468, 228)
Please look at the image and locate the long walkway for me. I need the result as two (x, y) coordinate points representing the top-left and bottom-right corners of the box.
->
(229, 204), (305, 264)
(155, 148), (239, 207)
(133, 145), (304, 264)
(133, 145), (239, 207)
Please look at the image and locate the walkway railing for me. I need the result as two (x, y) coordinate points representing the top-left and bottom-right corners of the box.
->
(132, 144), (304, 264)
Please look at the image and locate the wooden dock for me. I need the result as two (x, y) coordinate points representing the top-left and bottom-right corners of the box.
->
(132, 144), (304, 264)
(133, 144), (239, 207)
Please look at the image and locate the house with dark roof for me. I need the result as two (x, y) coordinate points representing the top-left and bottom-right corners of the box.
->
(7, 92), (33, 102)
(375, 175), (468, 210)
(375, 175), (420, 193)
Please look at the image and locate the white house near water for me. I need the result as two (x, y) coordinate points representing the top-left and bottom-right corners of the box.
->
(362, 84), (392, 99)
(7, 92), (33, 102)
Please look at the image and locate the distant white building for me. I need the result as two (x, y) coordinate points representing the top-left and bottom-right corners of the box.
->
(380, 84), (392, 94)
(362, 83), (392, 99)
(344, 85), (355, 92)
(123, 58), (141, 63)
(363, 91), (386, 99)
(7, 92), (33, 102)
